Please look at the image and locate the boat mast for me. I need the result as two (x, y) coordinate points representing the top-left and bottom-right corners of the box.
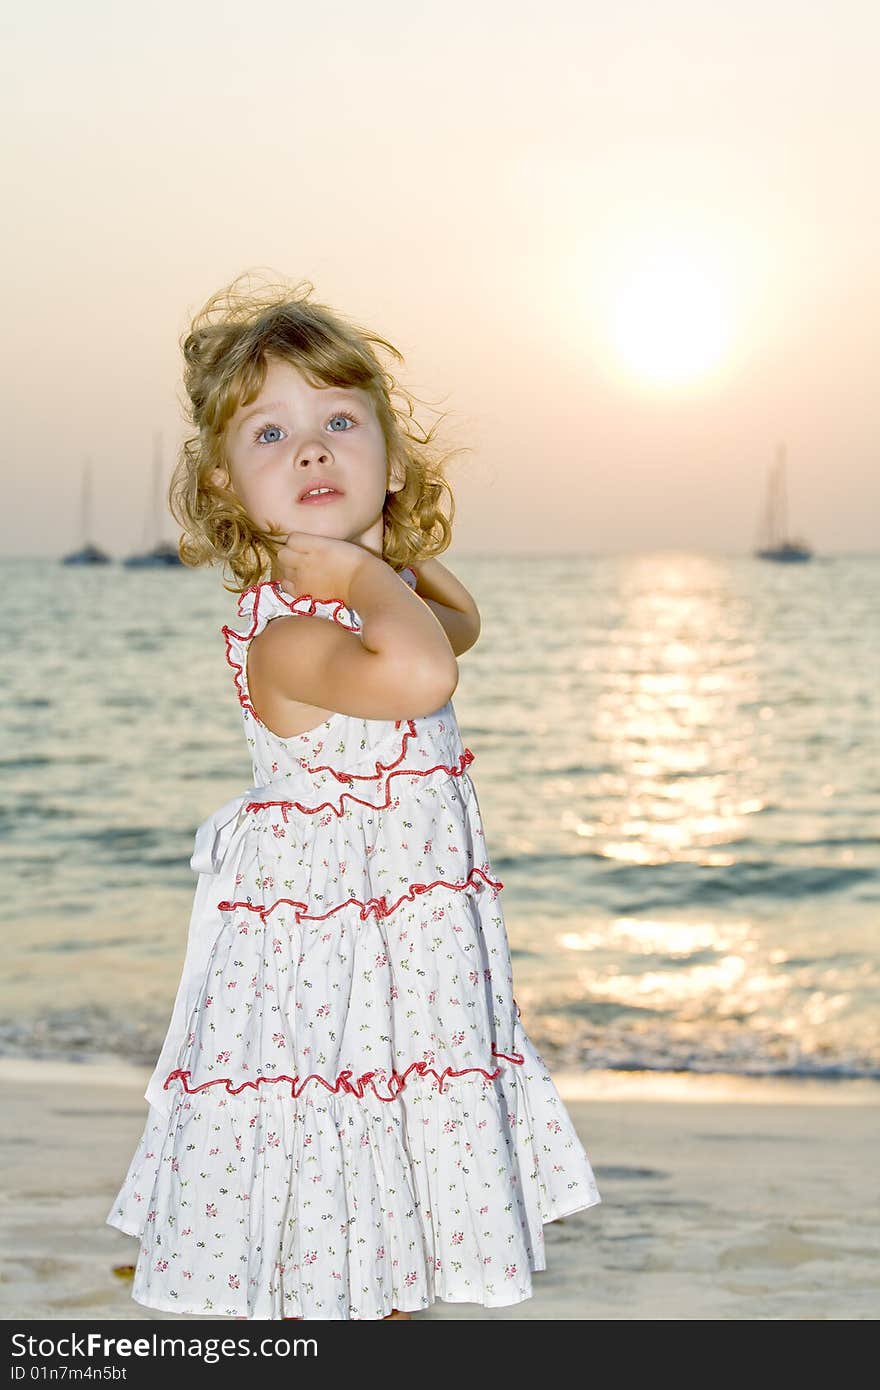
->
(759, 455), (776, 549)
(754, 437), (811, 562)
(152, 431), (163, 547)
(80, 459), (90, 546)
(775, 440), (788, 543)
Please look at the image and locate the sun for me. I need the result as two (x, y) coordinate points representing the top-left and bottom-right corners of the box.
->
(608, 250), (730, 386)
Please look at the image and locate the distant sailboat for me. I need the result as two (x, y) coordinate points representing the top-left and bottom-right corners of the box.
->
(754, 441), (813, 563)
(61, 458), (112, 565)
(123, 432), (185, 568)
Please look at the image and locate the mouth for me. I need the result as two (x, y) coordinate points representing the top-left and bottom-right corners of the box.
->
(297, 485), (345, 505)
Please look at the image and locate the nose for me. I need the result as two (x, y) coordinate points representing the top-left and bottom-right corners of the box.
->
(295, 439), (333, 468)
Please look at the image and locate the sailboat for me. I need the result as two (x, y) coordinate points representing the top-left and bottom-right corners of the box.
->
(123, 431), (185, 568)
(61, 458), (112, 565)
(754, 441), (813, 563)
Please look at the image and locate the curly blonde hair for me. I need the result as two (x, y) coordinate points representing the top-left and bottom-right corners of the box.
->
(169, 270), (463, 596)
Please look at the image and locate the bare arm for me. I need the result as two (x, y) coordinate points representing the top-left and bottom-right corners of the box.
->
(248, 553), (460, 721)
(408, 557), (481, 657)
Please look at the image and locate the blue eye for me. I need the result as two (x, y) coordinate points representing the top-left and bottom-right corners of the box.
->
(254, 423), (284, 444)
(251, 410), (357, 445)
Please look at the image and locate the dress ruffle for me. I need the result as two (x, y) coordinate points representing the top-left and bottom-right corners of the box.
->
(145, 767), (513, 1114)
(106, 1019), (600, 1320)
(228, 720), (476, 820)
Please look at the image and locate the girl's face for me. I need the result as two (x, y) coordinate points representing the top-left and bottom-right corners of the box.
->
(215, 356), (401, 565)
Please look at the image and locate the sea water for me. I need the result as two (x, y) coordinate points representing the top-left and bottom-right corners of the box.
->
(1, 551), (877, 1079)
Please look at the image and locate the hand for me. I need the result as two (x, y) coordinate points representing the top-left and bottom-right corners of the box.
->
(272, 530), (381, 603)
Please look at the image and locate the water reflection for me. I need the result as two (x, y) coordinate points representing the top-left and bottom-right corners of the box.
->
(581, 552), (761, 866)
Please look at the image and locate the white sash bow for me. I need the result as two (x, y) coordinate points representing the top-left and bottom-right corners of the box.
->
(189, 780), (294, 876)
(143, 776), (299, 1117)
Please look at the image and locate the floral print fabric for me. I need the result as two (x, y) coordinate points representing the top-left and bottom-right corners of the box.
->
(106, 568), (601, 1318)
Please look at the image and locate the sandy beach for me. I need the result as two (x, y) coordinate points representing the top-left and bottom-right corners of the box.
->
(1, 1056), (877, 1321)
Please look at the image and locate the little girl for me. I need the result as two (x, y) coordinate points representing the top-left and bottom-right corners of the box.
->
(105, 273), (602, 1321)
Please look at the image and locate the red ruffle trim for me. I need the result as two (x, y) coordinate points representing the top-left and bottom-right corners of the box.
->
(237, 743), (475, 820)
(223, 584), (362, 721)
(307, 719), (416, 785)
(217, 864), (504, 922)
(162, 1042), (526, 1104)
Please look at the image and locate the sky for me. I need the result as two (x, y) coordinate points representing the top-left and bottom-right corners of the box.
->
(3, 0), (878, 558)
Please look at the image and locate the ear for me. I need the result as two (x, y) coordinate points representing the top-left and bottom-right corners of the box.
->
(210, 466), (229, 490)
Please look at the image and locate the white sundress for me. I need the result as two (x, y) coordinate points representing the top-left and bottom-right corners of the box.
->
(105, 566), (602, 1320)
